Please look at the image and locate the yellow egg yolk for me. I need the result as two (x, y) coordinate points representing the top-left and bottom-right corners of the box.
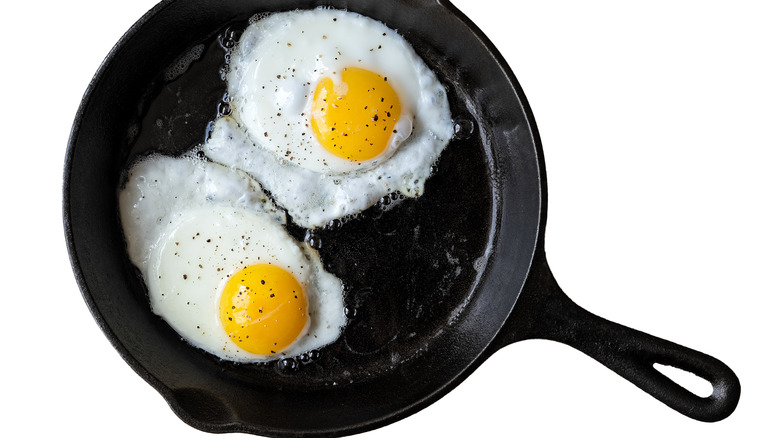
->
(311, 67), (402, 162)
(219, 264), (308, 355)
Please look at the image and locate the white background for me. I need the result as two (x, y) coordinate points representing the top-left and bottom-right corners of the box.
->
(2, 0), (777, 436)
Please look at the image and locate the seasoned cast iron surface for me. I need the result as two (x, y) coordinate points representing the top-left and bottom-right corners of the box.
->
(120, 21), (494, 386)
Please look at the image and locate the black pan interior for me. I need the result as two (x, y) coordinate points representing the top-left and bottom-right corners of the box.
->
(65, 0), (542, 435)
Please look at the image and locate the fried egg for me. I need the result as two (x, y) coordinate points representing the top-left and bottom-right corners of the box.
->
(119, 155), (346, 361)
(205, 8), (453, 228)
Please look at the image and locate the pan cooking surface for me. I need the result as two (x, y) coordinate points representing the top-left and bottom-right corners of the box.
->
(120, 18), (496, 386)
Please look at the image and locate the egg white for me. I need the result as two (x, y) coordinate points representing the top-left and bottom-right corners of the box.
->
(119, 155), (346, 362)
(206, 8), (453, 228)
(148, 205), (344, 361)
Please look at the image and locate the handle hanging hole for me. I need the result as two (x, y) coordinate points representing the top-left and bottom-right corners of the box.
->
(653, 363), (714, 398)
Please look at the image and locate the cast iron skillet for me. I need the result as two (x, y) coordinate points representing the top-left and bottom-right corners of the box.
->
(64, 0), (741, 436)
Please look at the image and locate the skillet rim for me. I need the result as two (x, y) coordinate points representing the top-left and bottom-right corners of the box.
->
(62, 0), (547, 435)
(62, 0), (190, 429)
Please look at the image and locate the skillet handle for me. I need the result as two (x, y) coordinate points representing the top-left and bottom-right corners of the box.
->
(499, 253), (740, 422)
